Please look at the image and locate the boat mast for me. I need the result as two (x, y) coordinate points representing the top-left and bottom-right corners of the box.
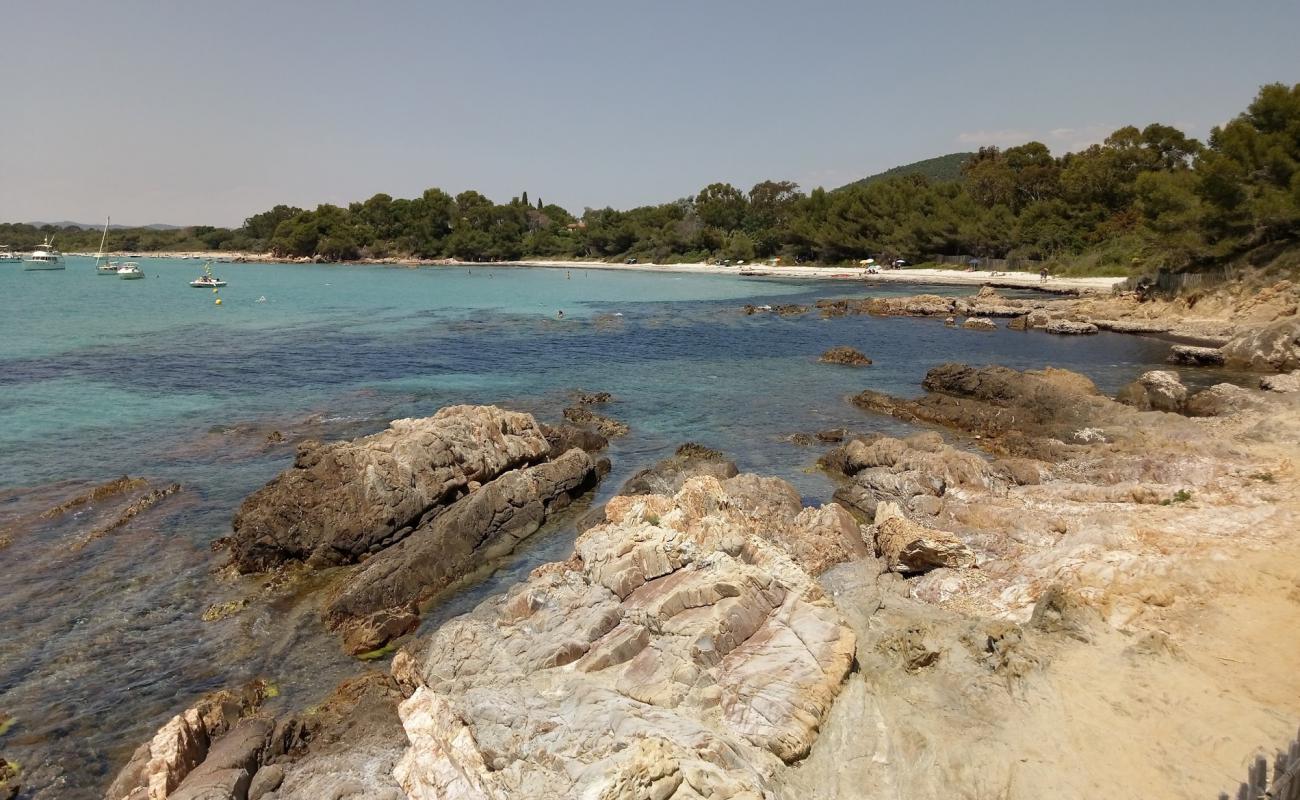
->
(94, 217), (110, 267)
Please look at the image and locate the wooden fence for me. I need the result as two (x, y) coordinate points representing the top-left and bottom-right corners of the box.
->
(1220, 727), (1300, 800)
(1123, 266), (1240, 295)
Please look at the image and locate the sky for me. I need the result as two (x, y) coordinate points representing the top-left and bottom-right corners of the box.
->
(1, 0), (1297, 227)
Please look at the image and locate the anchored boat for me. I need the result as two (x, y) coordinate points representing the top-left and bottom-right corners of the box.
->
(23, 238), (66, 270)
(93, 218), (118, 274)
(117, 262), (145, 280)
(190, 261), (226, 287)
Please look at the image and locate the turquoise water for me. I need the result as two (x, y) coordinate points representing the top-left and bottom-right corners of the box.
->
(0, 257), (1194, 797)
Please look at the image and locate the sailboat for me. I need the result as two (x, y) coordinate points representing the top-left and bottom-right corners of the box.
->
(93, 218), (118, 275)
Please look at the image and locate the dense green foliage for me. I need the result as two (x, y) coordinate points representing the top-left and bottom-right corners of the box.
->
(4, 83), (1297, 274)
(836, 152), (974, 190)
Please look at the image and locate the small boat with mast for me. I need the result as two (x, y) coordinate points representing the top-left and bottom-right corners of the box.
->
(189, 261), (227, 288)
(23, 237), (66, 270)
(93, 217), (119, 275)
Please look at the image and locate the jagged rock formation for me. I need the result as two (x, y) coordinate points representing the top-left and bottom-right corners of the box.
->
(226, 406), (554, 572)
(104, 363), (1300, 800)
(111, 473), (868, 800)
(104, 681), (273, 800)
(392, 474), (862, 797)
(326, 448), (607, 654)
(220, 405), (609, 653)
(962, 317), (997, 330)
(823, 431), (1005, 520)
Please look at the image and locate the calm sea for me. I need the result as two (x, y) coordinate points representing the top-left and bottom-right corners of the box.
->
(0, 257), (1195, 797)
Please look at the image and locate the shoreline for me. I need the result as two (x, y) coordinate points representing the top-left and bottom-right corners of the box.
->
(72, 250), (1126, 293)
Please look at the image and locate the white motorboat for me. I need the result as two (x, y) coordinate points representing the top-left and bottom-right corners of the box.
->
(0, 245), (21, 263)
(117, 262), (145, 280)
(190, 261), (226, 287)
(24, 238), (66, 270)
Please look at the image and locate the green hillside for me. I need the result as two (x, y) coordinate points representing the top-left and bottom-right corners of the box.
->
(836, 152), (974, 190)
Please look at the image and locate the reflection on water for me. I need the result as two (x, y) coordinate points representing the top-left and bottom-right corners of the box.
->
(0, 261), (1217, 797)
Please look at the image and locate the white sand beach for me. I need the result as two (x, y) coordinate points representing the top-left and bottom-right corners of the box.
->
(107, 250), (1125, 293)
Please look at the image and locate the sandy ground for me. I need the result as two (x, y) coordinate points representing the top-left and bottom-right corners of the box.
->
(82, 250), (1125, 293)
(507, 259), (1125, 293)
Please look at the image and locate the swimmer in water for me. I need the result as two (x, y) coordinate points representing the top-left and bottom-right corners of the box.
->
(557, 310), (565, 319)
(566, 270), (571, 280)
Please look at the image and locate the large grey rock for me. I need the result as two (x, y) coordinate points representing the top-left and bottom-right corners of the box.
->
(1219, 316), (1300, 371)
(326, 448), (606, 653)
(227, 406), (551, 572)
(825, 434), (1003, 519)
(1116, 370), (1188, 413)
(1185, 383), (1269, 417)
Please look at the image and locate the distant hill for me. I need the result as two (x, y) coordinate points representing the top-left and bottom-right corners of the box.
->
(836, 152), (974, 191)
(26, 220), (183, 231)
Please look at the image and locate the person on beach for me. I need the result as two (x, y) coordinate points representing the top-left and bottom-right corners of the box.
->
(1039, 266), (1049, 282)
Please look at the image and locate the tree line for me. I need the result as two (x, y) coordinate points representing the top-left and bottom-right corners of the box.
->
(4, 83), (1296, 274)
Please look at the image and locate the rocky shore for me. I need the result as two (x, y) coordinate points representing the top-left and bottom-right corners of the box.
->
(782, 282), (1300, 375)
(98, 329), (1300, 799)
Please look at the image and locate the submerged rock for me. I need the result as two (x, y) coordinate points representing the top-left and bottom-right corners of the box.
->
(619, 442), (739, 496)
(562, 404), (630, 438)
(572, 390), (612, 405)
(38, 475), (147, 519)
(818, 345), (873, 366)
(226, 406), (551, 573)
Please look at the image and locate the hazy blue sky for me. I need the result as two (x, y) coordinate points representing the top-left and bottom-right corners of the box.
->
(2, 0), (1297, 226)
